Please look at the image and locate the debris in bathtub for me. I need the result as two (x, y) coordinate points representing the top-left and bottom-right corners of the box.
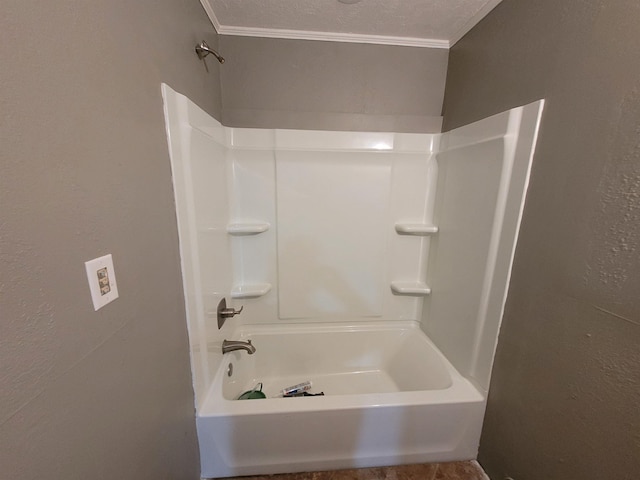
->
(238, 383), (266, 400)
(279, 380), (312, 397)
(283, 391), (325, 398)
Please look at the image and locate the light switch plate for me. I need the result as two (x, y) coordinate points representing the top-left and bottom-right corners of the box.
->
(85, 254), (119, 311)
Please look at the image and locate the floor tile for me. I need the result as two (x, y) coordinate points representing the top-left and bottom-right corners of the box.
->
(227, 461), (484, 480)
(434, 461), (487, 480)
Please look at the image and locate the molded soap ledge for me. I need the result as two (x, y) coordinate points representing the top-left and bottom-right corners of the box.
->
(231, 283), (272, 298)
(390, 282), (431, 296)
(227, 223), (270, 235)
(394, 223), (439, 235)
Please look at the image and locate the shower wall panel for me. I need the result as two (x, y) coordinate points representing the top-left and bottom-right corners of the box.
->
(224, 128), (439, 326)
(423, 101), (545, 393)
(276, 152), (391, 319)
(163, 85), (233, 408)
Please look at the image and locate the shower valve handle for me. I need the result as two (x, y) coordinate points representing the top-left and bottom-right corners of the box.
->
(217, 298), (243, 330)
(221, 305), (243, 318)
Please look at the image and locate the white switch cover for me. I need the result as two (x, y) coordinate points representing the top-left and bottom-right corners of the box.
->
(85, 254), (119, 311)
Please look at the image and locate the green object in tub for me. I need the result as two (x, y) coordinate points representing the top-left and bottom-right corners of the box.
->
(238, 383), (266, 400)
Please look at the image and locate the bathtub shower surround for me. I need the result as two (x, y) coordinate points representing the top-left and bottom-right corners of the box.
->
(161, 84), (544, 478)
(199, 321), (485, 477)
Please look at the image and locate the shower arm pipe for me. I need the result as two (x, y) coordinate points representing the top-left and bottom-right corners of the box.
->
(195, 40), (225, 64)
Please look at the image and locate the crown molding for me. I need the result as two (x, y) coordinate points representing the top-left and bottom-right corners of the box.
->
(200, 2), (450, 49)
(200, 0), (221, 32)
(449, 0), (502, 46)
(215, 25), (450, 48)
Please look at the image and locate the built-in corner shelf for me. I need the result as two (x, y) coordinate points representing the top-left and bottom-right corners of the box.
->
(390, 281), (431, 296)
(230, 283), (272, 299)
(394, 223), (439, 235)
(226, 222), (270, 236)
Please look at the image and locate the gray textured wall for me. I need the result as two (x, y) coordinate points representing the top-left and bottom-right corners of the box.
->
(1, 1), (221, 479)
(218, 35), (448, 133)
(443, 1), (640, 479)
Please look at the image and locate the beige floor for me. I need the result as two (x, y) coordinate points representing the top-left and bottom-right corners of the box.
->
(227, 461), (488, 480)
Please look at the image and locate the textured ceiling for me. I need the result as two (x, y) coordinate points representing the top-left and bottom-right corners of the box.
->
(204, 0), (503, 47)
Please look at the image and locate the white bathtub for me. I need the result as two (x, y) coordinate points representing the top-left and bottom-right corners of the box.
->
(197, 321), (486, 479)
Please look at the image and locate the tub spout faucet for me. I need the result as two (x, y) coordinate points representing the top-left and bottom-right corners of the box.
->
(222, 339), (256, 355)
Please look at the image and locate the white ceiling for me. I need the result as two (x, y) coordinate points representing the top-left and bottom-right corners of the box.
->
(201, 0), (503, 48)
